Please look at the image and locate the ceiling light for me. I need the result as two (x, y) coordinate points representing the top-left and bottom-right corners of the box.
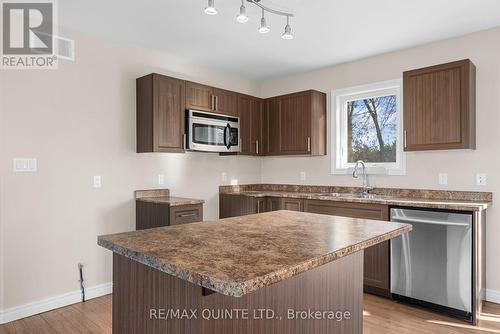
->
(282, 16), (293, 40)
(258, 9), (270, 34)
(204, 0), (295, 39)
(236, 1), (248, 23)
(204, 0), (218, 15)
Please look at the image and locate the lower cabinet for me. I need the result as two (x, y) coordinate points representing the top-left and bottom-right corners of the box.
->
(136, 201), (203, 230)
(282, 198), (304, 211)
(303, 200), (391, 297)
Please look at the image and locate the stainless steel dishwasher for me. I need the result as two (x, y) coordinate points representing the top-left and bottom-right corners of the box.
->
(390, 207), (473, 321)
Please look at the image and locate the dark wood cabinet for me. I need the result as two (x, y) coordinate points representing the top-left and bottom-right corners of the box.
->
(282, 198), (304, 212)
(136, 201), (203, 230)
(137, 73), (325, 156)
(264, 98), (281, 155)
(304, 200), (390, 297)
(185, 82), (238, 116)
(213, 88), (238, 116)
(264, 90), (326, 156)
(136, 74), (185, 153)
(185, 81), (214, 112)
(170, 204), (203, 226)
(266, 197), (283, 211)
(219, 193), (257, 218)
(238, 95), (263, 155)
(403, 59), (476, 151)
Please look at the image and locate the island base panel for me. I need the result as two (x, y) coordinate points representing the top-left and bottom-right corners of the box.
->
(112, 252), (363, 334)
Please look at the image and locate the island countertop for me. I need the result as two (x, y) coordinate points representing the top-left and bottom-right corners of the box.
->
(98, 210), (411, 297)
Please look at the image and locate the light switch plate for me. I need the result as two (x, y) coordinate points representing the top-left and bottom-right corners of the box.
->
(221, 172), (228, 183)
(13, 158), (37, 172)
(476, 173), (487, 186)
(158, 174), (165, 185)
(438, 173), (448, 185)
(300, 171), (306, 181)
(93, 176), (102, 188)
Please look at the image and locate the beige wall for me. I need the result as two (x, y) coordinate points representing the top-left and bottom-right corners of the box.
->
(259, 28), (500, 293)
(0, 29), (262, 309)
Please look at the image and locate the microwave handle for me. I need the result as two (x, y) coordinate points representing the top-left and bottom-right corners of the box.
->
(224, 123), (231, 149)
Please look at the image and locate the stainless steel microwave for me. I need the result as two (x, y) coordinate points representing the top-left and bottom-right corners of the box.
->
(185, 110), (240, 153)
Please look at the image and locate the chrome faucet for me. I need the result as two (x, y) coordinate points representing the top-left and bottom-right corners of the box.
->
(353, 160), (373, 195)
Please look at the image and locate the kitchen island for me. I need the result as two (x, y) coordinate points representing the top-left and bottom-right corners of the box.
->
(98, 210), (411, 334)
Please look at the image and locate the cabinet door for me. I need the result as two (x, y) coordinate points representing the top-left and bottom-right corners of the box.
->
(403, 59), (475, 151)
(303, 200), (390, 297)
(186, 81), (213, 112)
(214, 88), (238, 116)
(238, 95), (253, 155)
(154, 75), (185, 152)
(278, 92), (311, 155)
(265, 98), (281, 155)
(282, 198), (303, 212)
(266, 197), (283, 212)
(251, 100), (264, 155)
(254, 198), (266, 213)
(219, 194), (255, 218)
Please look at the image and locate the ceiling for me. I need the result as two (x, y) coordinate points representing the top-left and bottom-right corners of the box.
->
(59, 0), (500, 81)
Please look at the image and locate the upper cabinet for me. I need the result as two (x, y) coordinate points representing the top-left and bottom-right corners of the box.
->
(185, 82), (238, 116)
(238, 94), (264, 155)
(136, 73), (326, 156)
(136, 74), (185, 153)
(403, 59), (476, 151)
(264, 90), (326, 156)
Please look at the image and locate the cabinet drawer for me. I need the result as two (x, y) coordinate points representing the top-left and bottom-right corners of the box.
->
(304, 200), (388, 221)
(170, 204), (203, 225)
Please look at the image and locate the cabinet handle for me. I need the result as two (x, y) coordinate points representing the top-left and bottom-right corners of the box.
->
(404, 130), (408, 149)
(256, 140), (259, 155)
(183, 133), (186, 149)
(307, 137), (311, 152)
(212, 95), (215, 110)
(257, 201), (261, 213)
(215, 96), (218, 111)
(179, 212), (197, 218)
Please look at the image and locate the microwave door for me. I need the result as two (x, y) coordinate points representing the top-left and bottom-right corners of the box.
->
(189, 118), (228, 152)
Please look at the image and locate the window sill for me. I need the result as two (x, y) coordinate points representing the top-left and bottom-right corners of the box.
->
(331, 166), (407, 176)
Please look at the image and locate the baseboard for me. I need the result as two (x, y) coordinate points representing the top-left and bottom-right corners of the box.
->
(485, 289), (500, 304)
(0, 282), (112, 324)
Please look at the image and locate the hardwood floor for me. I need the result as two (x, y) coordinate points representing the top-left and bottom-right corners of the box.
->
(1, 294), (499, 333)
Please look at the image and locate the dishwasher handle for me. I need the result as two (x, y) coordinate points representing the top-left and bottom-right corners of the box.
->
(391, 216), (471, 227)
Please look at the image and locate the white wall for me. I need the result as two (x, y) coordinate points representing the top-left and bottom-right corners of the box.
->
(0, 29), (262, 311)
(259, 27), (500, 293)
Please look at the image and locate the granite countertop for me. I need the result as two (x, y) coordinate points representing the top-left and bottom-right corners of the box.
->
(98, 210), (411, 297)
(137, 196), (205, 206)
(228, 190), (490, 211)
(135, 189), (204, 206)
(220, 185), (492, 212)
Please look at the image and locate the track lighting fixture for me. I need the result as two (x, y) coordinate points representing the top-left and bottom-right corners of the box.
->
(204, 0), (295, 40)
(204, 0), (218, 15)
(236, 0), (249, 23)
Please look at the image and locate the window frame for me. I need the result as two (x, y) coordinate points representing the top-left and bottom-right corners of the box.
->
(331, 79), (406, 175)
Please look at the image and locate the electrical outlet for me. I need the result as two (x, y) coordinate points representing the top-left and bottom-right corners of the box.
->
(93, 175), (102, 188)
(221, 172), (228, 182)
(438, 173), (448, 185)
(158, 174), (165, 185)
(300, 171), (306, 181)
(476, 173), (487, 186)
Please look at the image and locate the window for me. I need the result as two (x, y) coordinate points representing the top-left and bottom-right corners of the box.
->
(331, 80), (405, 175)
